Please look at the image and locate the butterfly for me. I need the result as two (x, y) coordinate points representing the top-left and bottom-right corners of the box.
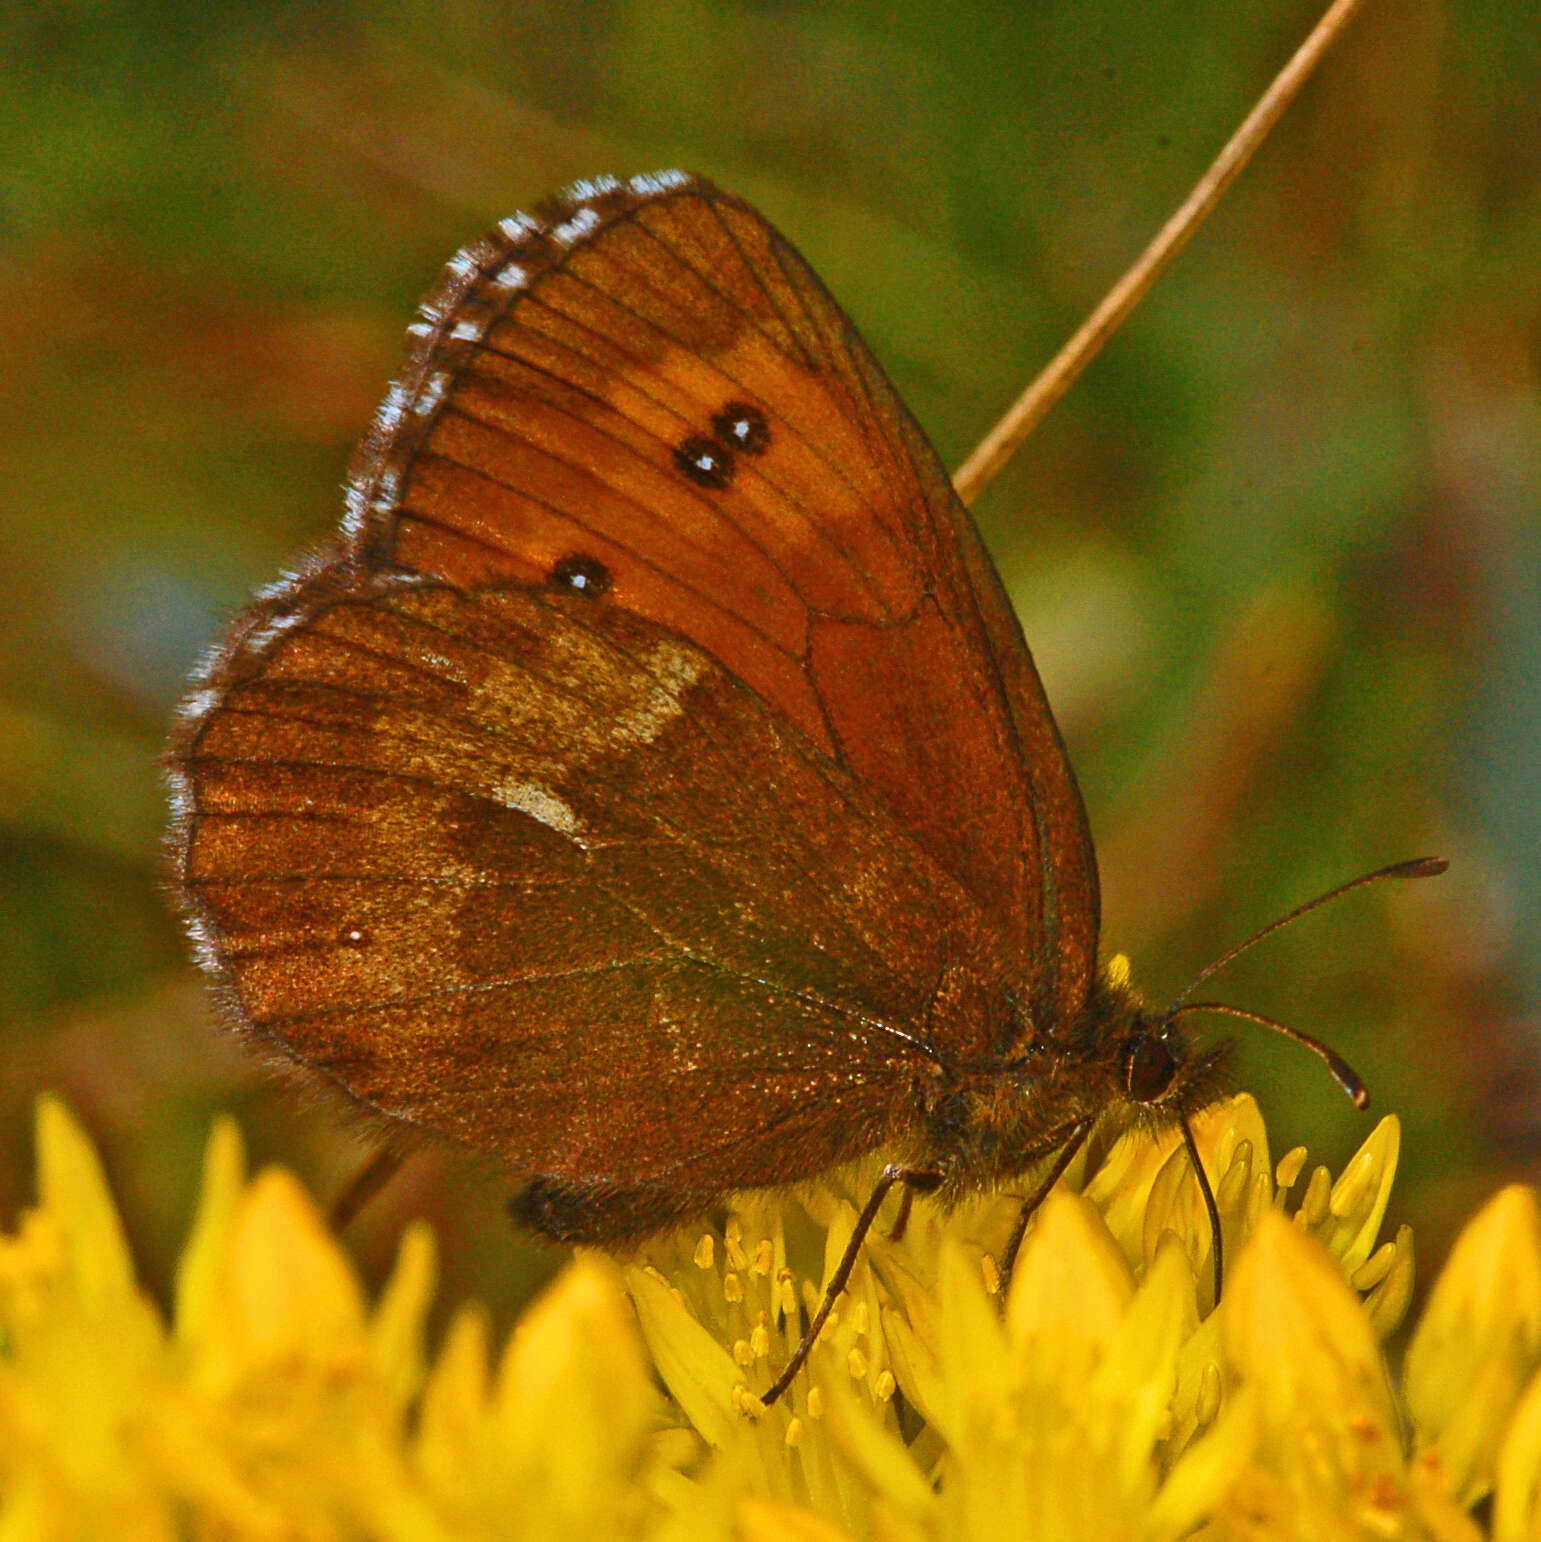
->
(169, 170), (1422, 1403)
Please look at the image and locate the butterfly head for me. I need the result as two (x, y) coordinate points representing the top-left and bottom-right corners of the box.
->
(1112, 1016), (1232, 1130)
(1082, 956), (1232, 1136)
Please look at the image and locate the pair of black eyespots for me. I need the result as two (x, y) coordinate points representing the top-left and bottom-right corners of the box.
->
(547, 403), (771, 599)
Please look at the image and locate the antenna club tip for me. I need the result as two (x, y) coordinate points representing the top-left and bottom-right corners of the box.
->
(1397, 856), (1449, 878)
(1326, 1056), (1370, 1110)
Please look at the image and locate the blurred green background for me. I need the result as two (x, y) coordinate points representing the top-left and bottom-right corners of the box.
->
(2, 0), (1537, 1330)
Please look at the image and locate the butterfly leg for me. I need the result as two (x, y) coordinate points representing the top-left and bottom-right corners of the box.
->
(886, 1183), (917, 1242)
(1180, 1112), (1225, 1305)
(997, 1119), (1093, 1286)
(329, 1145), (405, 1232)
(762, 1164), (941, 1408)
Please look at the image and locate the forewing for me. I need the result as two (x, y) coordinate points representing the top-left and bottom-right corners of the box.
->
(344, 171), (1099, 1040)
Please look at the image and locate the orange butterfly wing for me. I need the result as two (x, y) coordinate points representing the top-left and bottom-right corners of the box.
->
(171, 173), (1100, 1232)
(180, 573), (1015, 1234)
(348, 172), (1098, 1031)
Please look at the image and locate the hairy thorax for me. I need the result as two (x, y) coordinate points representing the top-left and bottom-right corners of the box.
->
(912, 965), (1160, 1199)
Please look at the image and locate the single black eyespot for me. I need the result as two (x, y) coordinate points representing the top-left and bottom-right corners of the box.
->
(712, 402), (770, 455)
(1124, 1033), (1177, 1103)
(547, 553), (612, 597)
(675, 435), (735, 489)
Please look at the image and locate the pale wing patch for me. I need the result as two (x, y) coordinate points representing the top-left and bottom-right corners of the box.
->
(478, 637), (705, 842)
(613, 640), (708, 748)
(495, 778), (582, 835)
(473, 627), (708, 757)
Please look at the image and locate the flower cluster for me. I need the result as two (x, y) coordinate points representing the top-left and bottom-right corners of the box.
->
(2, 1092), (1540, 1539)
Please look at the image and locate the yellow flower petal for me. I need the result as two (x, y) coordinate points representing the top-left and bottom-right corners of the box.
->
(935, 1194), (1155, 1541)
(1303, 1115), (1401, 1275)
(819, 1369), (937, 1521)
(1007, 1188), (1133, 1361)
(1494, 1359), (1541, 1541)
(1189, 1094), (1273, 1186)
(199, 1166), (366, 1386)
(877, 1280), (944, 1430)
(1215, 1208), (1408, 1533)
(1084, 1118), (1186, 1265)
(1364, 1223), (1416, 1339)
(627, 1263), (743, 1447)
(1142, 1096), (1271, 1308)
(34, 1094), (138, 1316)
(1223, 1207), (1396, 1427)
(172, 1114), (244, 1346)
(1086, 1235), (1196, 1494)
(1149, 1385), (1263, 1542)
(931, 1237), (1009, 1448)
(414, 1303), (493, 1500)
(496, 1255), (657, 1533)
(736, 1494), (859, 1541)
(1405, 1185), (1541, 1506)
(369, 1220), (436, 1412)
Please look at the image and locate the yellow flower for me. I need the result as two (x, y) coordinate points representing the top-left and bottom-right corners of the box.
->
(1404, 1186), (1541, 1523)
(0, 1095), (661, 1540)
(0, 1089), (1538, 1540)
(629, 1094), (1417, 1541)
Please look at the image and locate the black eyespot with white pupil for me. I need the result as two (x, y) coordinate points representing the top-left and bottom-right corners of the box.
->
(712, 403), (770, 455)
(1123, 1033), (1177, 1103)
(675, 436), (734, 489)
(548, 553), (612, 597)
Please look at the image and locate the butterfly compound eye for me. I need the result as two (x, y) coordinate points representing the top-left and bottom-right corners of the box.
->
(1123, 1033), (1177, 1103)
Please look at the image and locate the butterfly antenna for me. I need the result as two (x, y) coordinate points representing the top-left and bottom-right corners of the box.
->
(1166, 857), (1447, 1010)
(1166, 1000), (1370, 1109)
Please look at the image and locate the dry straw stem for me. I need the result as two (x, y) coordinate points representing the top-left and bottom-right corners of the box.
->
(952, 0), (1371, 508)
